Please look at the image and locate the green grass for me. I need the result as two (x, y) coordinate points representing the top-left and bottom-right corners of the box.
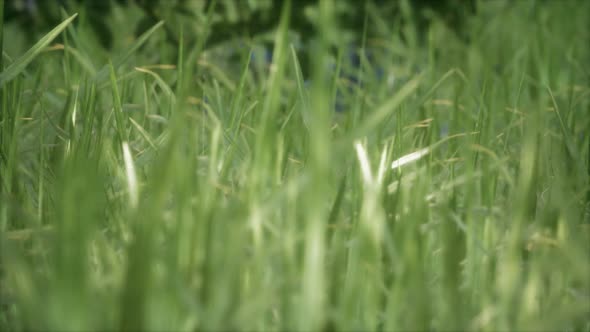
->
(1, 0), (589, 331)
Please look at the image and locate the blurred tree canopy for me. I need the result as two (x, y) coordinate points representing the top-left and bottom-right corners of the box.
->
(3, 0), (476, 50)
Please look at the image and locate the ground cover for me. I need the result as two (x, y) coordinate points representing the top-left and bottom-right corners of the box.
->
(0, 1), (589, 331)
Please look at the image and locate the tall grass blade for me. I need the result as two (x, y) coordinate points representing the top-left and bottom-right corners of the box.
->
(94, 21), (164, 82)
(0, 14), (78, 87)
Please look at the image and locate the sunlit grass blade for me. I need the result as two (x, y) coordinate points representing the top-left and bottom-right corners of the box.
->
(122, 142), (139, 209)
(390, 147), (429, 169)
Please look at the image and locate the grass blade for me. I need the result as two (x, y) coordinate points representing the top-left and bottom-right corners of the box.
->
(0, 13), (78, 87)
(93, 21), (164, 82)
(352, 73), (422, 139)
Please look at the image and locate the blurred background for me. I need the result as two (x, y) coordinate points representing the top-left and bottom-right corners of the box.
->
(2, 0), (477, 67)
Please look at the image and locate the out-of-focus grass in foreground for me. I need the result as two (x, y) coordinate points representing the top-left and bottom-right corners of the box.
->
(1, 0), (589, 331)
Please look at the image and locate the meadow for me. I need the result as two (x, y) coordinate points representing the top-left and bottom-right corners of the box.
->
(1, 0), (589, 331)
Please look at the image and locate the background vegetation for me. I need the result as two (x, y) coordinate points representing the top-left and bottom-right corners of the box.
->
(1, 0), (589, 331)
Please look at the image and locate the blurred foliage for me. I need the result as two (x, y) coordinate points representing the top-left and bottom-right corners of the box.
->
(4, 0), (125, 48)
(3, 0), (476, 50)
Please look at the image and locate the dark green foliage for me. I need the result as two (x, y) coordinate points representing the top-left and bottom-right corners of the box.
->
(3, 0), (476, 49)
(4, 0), (119, 47)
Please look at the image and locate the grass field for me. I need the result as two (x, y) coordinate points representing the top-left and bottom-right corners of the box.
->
(1, 0), (589, 331)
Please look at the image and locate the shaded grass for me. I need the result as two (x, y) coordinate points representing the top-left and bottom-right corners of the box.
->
(1, 0), (589, 331)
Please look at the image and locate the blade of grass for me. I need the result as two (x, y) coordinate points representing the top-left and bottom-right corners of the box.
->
(108, 60), (129, 144)
(93, 21), (164, 82)
(351, 73), (422, 139)
(134, 67), (175, 100)
(0, 14), (78, 87)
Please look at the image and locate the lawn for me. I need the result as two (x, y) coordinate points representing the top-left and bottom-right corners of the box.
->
(1, 0), (589, 331)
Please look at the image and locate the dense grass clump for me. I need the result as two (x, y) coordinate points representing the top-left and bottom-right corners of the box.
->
(1, 0), (589, 331)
